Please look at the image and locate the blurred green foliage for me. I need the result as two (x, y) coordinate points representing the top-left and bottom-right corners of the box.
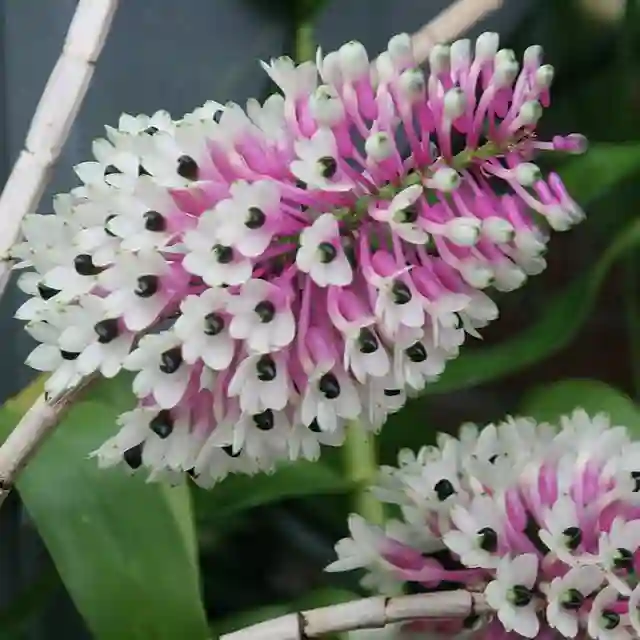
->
(0, 377), (209, 640)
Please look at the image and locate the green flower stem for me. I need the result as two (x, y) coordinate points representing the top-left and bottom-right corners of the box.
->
(294, 20), (315, 65)
(343, 423), (386, 526)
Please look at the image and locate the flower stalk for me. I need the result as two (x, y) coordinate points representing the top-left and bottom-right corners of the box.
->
(344, 423), (385, 526)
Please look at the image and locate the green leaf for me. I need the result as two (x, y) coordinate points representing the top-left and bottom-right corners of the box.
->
(194, 459), (352, 525)
(211, 588), (357, 636)
(558, 143), (640, 205)
(426, 217), (640, 395)
(520, 379), (640, 435)
(0, 377), (209, 640)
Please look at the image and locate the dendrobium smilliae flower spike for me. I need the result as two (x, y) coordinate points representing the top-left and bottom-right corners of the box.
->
(12, 33), (586, 486)
(327, 410), (640, 639)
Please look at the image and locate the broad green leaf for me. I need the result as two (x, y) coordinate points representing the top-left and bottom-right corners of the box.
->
(426, 217), (640, 394)
(212, 588), (357, 636)
(520, 379), (640, 435)
(0, 376), (209, 640)
(194, 459), (353, 525)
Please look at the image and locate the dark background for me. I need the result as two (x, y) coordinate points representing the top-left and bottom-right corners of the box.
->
(0, 0), (638, 637)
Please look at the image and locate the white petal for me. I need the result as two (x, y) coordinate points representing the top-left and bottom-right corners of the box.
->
(328, 255), (353, 286)
(390, 185), (422, 212)
(512, 554), (538, 588)
(124, 298), (165, 331)
(202, 336), (235, 370)
(26, 344), (60, 371)
(154, 370), (190, 409)
(514, 607), (540, 638)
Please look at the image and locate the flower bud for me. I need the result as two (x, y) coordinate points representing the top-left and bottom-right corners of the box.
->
(443, 88), (467, 120)
(309, 85), (345, 126)
(375, 52), (395, 82)
(318, 50), (342, 85)
(365, 132), (394, 162)
(450, 39), (471, 70)
(515, 230), (547, 255)
(535, 64), (554, 90)
(524, 44), (543, 68)
(429, 44), (450, 75)
(546, 203), (585, 232)
(493, 264), (527, 292)
(554, 133), (588, 154)
(426, 167), (461, 192)
(518, 101), (543, 126)
(398, 68), (426, 101)
(387, 33), (413, 68)
(475, 32), (499, 62)
(545, 205), (574, 232)
(495, 49), (517, 67)
(514, 163), (542, 187)
(493, 59), (520, 88)
(445, 218), (480, 246)
(339, 40), (369, 80)
(460, 261), (493, 289)
(482, 217), (514, 243)
(568, 204), (586, 226)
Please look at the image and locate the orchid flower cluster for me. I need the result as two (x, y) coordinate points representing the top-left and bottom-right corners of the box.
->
(328, 410), (640, 639)
(11, 31), (585, 486)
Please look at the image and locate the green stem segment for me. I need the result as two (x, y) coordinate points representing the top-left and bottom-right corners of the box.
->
(344, 424), (386, 526)
(294, 19), (315, 64)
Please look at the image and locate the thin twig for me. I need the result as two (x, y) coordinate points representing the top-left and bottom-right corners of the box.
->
(220, 591), (486, 640)
(0, 0), (119, 299)
(0, 375), (95, 507)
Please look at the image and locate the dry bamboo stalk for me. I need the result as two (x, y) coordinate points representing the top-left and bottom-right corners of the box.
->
(220, 591), (487, 640)
(0, 375), (95, 507)
(0, 0), (119, 298)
